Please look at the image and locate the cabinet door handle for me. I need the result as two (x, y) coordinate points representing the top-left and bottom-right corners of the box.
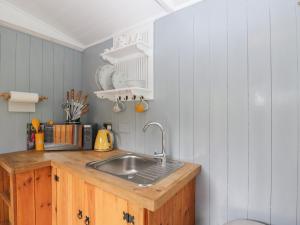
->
(85, 216), (90, 225)
(77, 210), (83, 219)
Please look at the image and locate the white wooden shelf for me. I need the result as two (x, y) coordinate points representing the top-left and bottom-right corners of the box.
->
(97, 22), (154, 103)
(101, 42), (152, 64)
(95, 87), (153, 101)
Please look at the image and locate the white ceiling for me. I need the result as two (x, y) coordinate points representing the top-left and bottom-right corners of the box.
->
(0, 0), (201, 51)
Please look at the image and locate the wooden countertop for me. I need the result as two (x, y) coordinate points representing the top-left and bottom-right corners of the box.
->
(0, 150), (200, 211)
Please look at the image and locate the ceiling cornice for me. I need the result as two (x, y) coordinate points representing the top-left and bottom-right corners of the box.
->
(0, 0), (84, 51)
(153, 0), (175, 12)
(0, 0), (204, 52)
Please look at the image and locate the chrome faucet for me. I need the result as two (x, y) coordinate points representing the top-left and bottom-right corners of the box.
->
(143, 122), (167, 166)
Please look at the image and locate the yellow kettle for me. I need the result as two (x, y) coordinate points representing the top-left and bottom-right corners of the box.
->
(94, 129), (114, 151)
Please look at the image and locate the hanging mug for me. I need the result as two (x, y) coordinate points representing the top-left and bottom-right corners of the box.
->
(112, 97), (126, 113)
(135, 97), (149, 113)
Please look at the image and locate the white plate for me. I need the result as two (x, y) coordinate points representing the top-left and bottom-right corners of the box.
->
(126, 80), (146, 88)
(97, 64), (115, 90)
(112, 71), (127, 89)
(94, 66), (102, 90)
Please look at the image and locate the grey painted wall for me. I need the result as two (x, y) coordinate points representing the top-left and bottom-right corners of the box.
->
(82, 39), (113, 125)
(0, 26), (82, 153)
(83, 0), (300, 224)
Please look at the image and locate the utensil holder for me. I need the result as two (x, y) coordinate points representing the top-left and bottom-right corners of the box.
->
(35, 132), (44, 151)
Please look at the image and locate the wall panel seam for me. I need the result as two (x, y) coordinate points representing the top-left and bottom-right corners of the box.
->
(178, 51), (181, 160)
(268, 0), (273, 223)
(295, 1), (300, 225)
(226, 0), (230, 222)
(192, 15), (195, 164)
(246, 0), (250, 219)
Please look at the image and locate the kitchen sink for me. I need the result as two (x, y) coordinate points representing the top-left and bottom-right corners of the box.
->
(86, 153), (184, 187)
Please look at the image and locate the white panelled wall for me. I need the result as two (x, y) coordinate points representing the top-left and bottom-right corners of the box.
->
(83, 0), (300, 224)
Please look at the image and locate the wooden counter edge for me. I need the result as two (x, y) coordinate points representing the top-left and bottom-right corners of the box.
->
(0, 152), (201, 212)
(152, 165), (201, 211)
(50, 161), (200, 211)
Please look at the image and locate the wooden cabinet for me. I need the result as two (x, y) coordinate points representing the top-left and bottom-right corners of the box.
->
(72, 174), (85, 225)
(146, 179), (195, 225)
(35, 167), (52, 225)
(0, 166), (52, 225)
(0, 165), (196, 225)
(0, 166), (13, 225)
(55, 168), (85, 225)
(55, 167), (72, 225)
(11, 166), (52, 225)
(54, 168), (144, 225)
(83, 182), (145, 225)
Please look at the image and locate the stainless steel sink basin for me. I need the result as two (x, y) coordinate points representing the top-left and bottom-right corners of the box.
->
(86, 154), (184, 187)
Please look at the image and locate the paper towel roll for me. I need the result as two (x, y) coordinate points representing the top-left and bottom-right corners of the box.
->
(9, 91), (39, 103)
(8, 91), (39, 112)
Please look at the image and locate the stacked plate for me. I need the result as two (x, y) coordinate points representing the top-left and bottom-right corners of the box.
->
(95, 65), (115, 90)
(95, 64), (145, 90)
(111, 71), (127, 89)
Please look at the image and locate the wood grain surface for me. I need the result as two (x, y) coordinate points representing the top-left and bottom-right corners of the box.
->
(15, 171), (35, 225)
(35, 167), (52, 225)
(0, 150), (200, 211)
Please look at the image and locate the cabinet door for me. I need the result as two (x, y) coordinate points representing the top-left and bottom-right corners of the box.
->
(56, 168), (73, 225)
(71, 174), (84, 225)
(35, 167), (52, 225)
(84, 182), (145, 225)
(127, 203), (145, 225)
(83, 183), (96, 225)
(16, 171), (35, 225)
(16, 166), (52, 225)
(55, 168), (84, 225)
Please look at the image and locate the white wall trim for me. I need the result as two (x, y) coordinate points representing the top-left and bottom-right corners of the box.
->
(0, 0), (204, 52)
(173, 0), (204, 11)
(82, 0), (205, 51)
(83, 13), (166, 50)
(83, 35), (114, 50)
(0, 0), (84, 51)
(0, 20), (84, 51)
(153, 0), (204, 12)
(153, 0), (176, 12)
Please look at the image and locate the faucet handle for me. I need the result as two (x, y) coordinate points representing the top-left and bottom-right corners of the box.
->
(153, 152), (167, 166)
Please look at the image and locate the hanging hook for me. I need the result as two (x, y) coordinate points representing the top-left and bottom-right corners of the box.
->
(0, 92), (11, 101)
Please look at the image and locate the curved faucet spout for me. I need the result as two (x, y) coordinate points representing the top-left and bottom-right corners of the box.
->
(143, 122), (166, 166)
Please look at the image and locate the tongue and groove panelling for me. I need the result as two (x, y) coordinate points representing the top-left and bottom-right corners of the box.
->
(0, 26), (82, 153)
(84, 0), (300, 224)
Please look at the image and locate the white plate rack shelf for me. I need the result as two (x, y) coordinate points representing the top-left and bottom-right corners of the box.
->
(95, 22), (154, 102)
(101, 42), (152, 64)
(95, 87), (153, 101)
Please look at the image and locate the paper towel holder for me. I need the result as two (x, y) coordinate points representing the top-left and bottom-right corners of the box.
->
(0, 92), (48, 102)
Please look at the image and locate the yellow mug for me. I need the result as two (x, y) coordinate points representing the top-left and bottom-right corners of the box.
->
(135, 99), (149, 113)
(35, 132), (44, 151)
